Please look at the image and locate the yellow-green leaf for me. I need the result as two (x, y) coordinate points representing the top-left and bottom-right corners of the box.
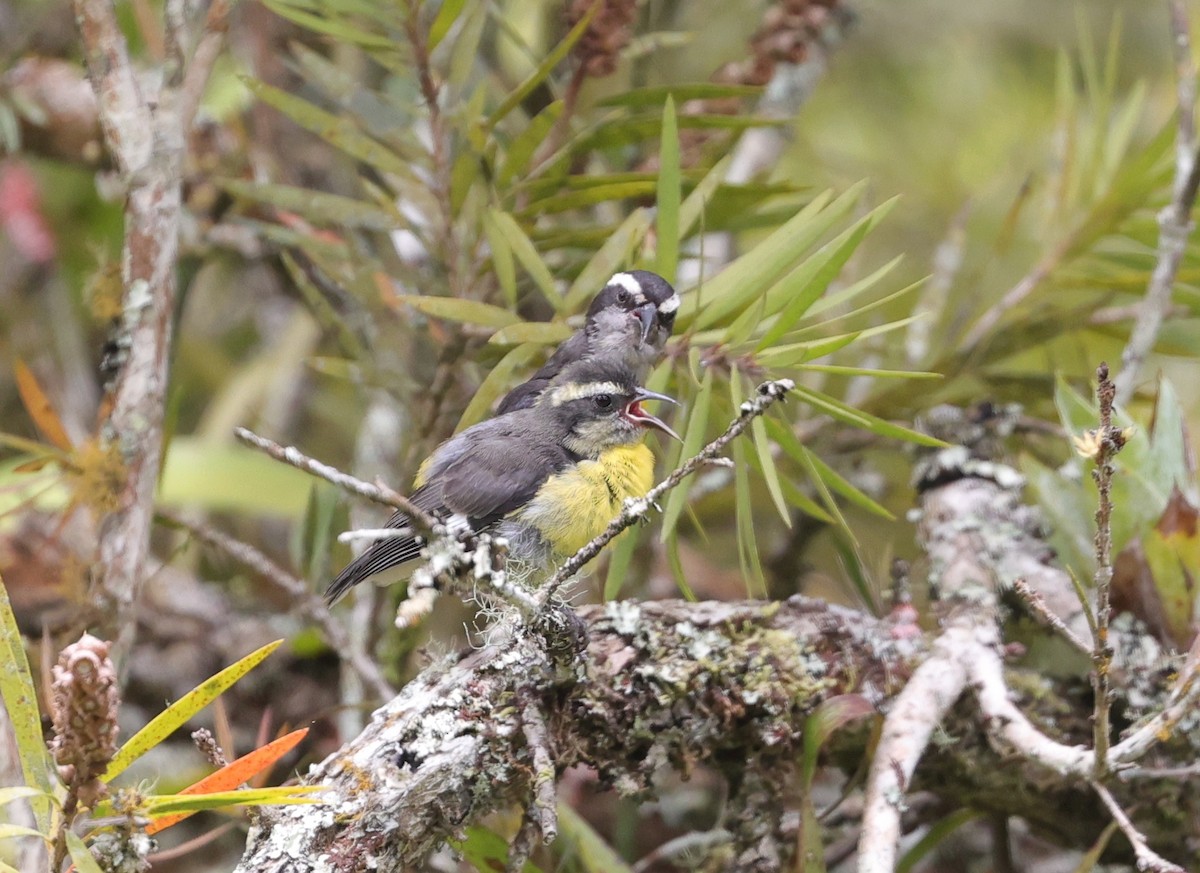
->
(487, 209), (562, 312)
(428, 0), (467, 49)
(0, 824), (47, 842)
(659, 368), (714, 542)
(142, 786), (323, 816)
(65, 832), (104, 873)
(103, 640), (283, 783)
(454, 344), (544, 433)
(655, 97), (680, 283)
(751, 415), (790, 526)
(486, 1), (599, 128)
(565, 209), (651, 310)
(394, 295), (520, 329)
(488, 321), (573, 347)
(0, 575), (54, 831)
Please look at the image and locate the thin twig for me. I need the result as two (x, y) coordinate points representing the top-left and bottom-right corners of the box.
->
(518, 691), (558, 844)
(1114, 0), (1200, 404)
(233, 426), (439, 531)
(537, 379), (794, 604)
(1091, 364), (1118, 778)
(159, 508), (395, 700)
(1091, 780), (1186, 873)
(178, 0), (234, 132)
(1011, 578), (1092, 655)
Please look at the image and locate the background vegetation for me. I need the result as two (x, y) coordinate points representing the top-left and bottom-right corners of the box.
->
(1, 0), (1198, 870)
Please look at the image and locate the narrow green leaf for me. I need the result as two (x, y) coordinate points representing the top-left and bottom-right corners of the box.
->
(141, 786), (323, 815)
(0, 787), (51, 808)
(483, 211), (517, 307)
(789, 430), (853, 541)
(792, 386), (944, 448)
(730, 375), (766, 596)
(598, 82), (762, 109)
(244, 80), (415, 179)
(602, 525), (640, 600)
(428, 0), (467, 49)
(767, 420), (894, 520)
(665, 533), (698, 601)
(555, 802), (635, 873)
(659, 368), (714, 542)
(678, 155), (730, 239)
(497, 102), (563, 187)
(218, 180), (396, 231)
(65, 832), (104, 873)
(896, 810), (985, 873)
(487, 209), (563, 312)
(1068, 821), (1120, 873)
(259, 0), (394, 48)
(521, 181), (659, 215)
(656, 96), (681, 283)
(488, 321), (573, 346)
(0, 825), (47, 842)
(487, 1), (599, 128)
(796, 364), (940, 381)
(686, 182), (866, 330)
(394, 295), (520, 329)
(801, 696), (876, 787)
(753, 332), (861, 367)
(751, 416), (791, 526)
(754, 217), (874, 350)
(103, 641), (283, 783)
(451, 824), (543, 873)
(564, 209), (651, 310)
(446, 0), (487, 90)
(0, 575), (54, 831)
(454, 344), (544, 432)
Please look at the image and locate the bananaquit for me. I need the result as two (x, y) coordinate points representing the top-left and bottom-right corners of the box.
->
(325, 357), (679, 603)
(495, 270), (679, 414)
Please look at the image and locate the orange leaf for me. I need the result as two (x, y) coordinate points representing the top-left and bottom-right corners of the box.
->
(14, 360), (73, 452)
(145, 727), (309, 835)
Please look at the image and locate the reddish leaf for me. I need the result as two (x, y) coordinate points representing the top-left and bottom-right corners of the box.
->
(14, 360), (73, 452)
(145, 727), (309, 835)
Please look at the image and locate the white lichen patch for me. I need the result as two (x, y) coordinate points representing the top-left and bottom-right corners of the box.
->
(607, 600), (644, 636)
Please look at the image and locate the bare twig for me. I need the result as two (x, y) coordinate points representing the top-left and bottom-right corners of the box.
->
(959, 235), (1074, 350)
(159, 508), (395, 700)
(1108, 636), (1200, 767)
(75, 0), (185, 665)
(233, 426), (439, 531)
(1114, 0), (1200, 404)
(1091, 780), (1186, 873)
(178, 0), (235, 132)
(858, 616), (971, 873)
(538, 379), (794, 603)
(1011, 578), (1092, 655)
(518, 692), (557, 844)
(1090, 364), (1118, 777)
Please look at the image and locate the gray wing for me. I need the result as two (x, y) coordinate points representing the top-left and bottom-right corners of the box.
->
(323, 483), (444, 603)
(435, 415), (573, 524)
(324, 414), (571, 603)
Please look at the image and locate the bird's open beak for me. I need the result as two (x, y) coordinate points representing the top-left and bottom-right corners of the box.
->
(624, 387), (681, 441)
(634, 302), (657, 344)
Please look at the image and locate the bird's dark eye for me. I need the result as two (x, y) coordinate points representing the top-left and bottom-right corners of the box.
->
(616, 289), (630, 304)
(593, 394), (613, 409)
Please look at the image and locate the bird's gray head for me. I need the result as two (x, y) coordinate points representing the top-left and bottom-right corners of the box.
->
(539, 359), (680, 455)
(586, 270), (680, 344)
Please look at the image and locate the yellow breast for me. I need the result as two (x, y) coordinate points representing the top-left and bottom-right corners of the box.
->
(515, 443), (655, 557)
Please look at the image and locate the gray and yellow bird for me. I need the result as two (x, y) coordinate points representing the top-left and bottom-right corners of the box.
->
(495, 270), (679, 415)
(325, 354), (679, 603)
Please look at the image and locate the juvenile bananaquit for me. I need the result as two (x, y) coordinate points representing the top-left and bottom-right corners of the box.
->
(495, 270), (680, 414)
(325, 357), (680, 603)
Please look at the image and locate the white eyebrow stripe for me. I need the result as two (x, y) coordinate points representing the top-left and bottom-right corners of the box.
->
(607, 272), (645, 301)
(548, 381), (624, 406)
(657, 293), (681, 314)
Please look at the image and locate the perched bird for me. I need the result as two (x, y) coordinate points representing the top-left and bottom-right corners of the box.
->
(495, 269), (680, 415)
(325, 357), (679, 603)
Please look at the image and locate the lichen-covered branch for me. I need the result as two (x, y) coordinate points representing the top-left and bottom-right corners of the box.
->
(233, 597), (918, 873)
